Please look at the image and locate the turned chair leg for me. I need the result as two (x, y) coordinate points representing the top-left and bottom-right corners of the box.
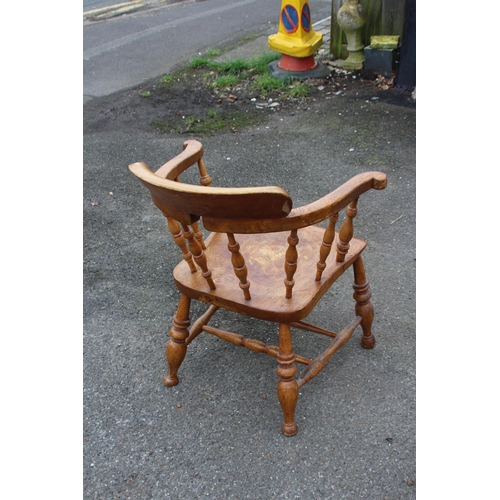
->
(276, 323), (299, 436)
(353, 256), (375, 349)
(163, 293), (191, 387)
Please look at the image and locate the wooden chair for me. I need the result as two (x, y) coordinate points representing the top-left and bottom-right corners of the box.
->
(129, 140), (387, 436)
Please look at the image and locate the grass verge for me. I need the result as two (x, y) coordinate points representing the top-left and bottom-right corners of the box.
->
(146, 50), (314, 136)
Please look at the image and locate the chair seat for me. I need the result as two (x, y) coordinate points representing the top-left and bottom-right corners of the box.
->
(173, 226), (366, 323)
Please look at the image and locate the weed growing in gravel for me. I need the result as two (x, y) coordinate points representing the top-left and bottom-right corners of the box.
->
(212, 74), (240, 89)
(153, 110), (260, 135)
(287, 82), (311, 98)
(252, 74), (288, 94)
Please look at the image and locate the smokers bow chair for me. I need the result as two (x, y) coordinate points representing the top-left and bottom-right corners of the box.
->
(129, 140), (387, 436)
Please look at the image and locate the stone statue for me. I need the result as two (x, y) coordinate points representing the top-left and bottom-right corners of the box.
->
(337, 0), (366, 70)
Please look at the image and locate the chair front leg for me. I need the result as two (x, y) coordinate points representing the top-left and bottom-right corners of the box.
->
(353, 256), (375, 349)
(276, 323), (299, 436)
(163, 293), (191, 387)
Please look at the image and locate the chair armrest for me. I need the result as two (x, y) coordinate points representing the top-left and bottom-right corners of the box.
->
(203, 172), (387, 233)
(154, 140), (204, 180)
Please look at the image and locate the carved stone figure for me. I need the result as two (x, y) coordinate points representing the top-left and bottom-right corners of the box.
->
(337, 0), (366, 70)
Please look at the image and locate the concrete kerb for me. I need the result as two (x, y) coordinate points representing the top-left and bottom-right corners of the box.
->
(83, 0), (171, 21)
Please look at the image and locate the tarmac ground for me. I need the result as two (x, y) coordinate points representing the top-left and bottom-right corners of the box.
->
(83, 29), (416, 500)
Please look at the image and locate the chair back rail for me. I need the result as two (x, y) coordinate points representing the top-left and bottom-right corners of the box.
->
(202, 171), (386, 234)
(130, 162), (293, 225)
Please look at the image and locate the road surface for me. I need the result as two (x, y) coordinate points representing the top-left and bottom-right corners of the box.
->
(83, 0), (333, 102)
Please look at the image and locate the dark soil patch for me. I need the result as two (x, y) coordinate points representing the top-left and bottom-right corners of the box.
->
(83, 63), (415, 137)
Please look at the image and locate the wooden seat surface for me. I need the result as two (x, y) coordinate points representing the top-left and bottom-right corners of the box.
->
(174, 228), (366, 323)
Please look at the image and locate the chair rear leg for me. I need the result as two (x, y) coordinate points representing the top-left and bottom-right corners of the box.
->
(163, 293), (191, 387)
(353, 256), (375, 349)
(277, 323), (299, 436)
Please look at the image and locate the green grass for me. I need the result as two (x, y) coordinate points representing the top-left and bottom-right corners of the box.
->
(287, 82), (311, 98)
(188, 56), (211, 69)
(249, 52), (282, 73)
(158, 49), (313, 101)
(185, 51), (311, 100)
(217, 59), (251, 74)
(163, 50), (313, 100)
(212, 74), (239, 89)
(252, 74), (288, 94)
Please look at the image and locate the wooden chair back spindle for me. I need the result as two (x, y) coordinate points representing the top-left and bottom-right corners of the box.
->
(336, 199), (358, 262)
(197, 158), (212, 187)
(227, 233), (251, 300)
(316, 213), (339, 281)
(284, 229), (299, 299)
(181, 223), (216, 290)
(190, 158), (211, 250)
(166, 215), (197, 273)
(191, 221), (206, 250)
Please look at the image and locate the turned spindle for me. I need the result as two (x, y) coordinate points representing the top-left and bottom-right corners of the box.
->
(284, 229), (299, 299)
(192, 157), (210, 249)
(202, 324), (311, 365)
(316, 213), (339, 281)
(227, 233), (251, 300)
(197, 158), (212, 187)
(191, 221), (206, 250)
(166, 216), (197, 273)
(182, 223), (216, 290)
(336, 199), (358, 262)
